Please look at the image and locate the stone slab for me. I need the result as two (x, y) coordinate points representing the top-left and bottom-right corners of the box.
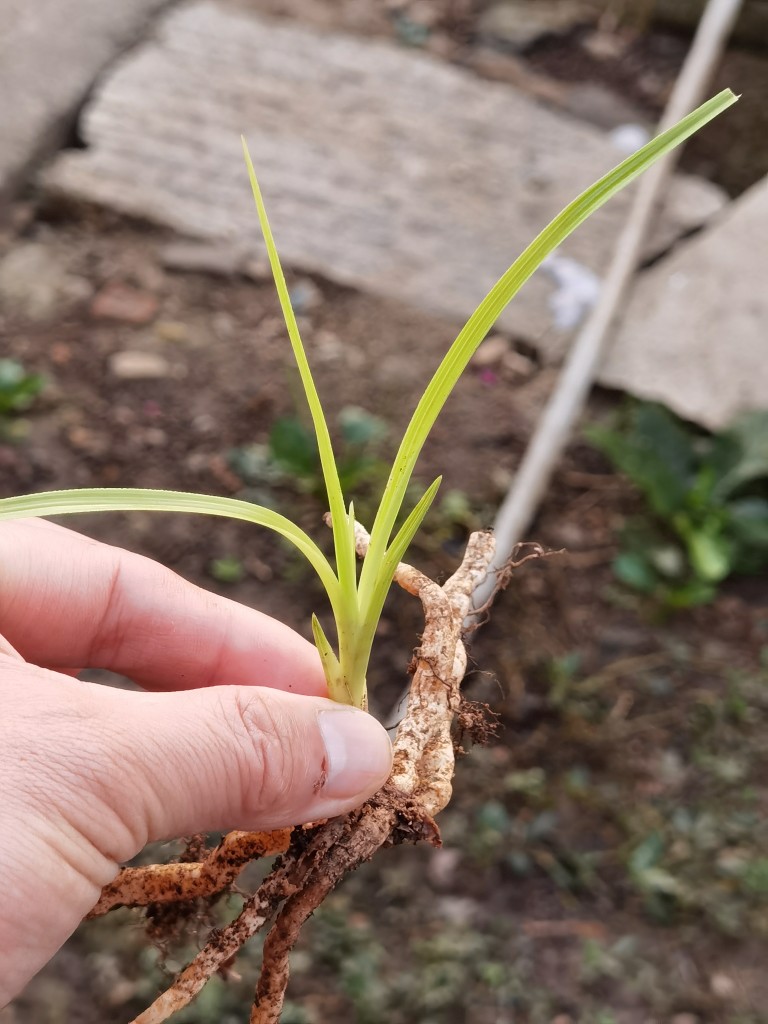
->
(603, 175), (768, 430)
(477, 1), (597, 52)
(42, 0), (725, 361)
(0, 0), (170, 204)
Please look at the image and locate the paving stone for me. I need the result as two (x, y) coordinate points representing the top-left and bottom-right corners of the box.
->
(160, 240), (246, 277)
(0, 0), (169, 203)
(602, 175), (768, 430)
(43, 1), (725, 362)
(560, 81), (648, 131)
(477, 1), (597, 52)
(0, 241), (91, 320)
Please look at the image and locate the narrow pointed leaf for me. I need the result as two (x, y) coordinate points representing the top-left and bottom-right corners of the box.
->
(242, 139), (356, 599)
(311, 613), (347, 703)
(358, 477), (441, 670)
(0, 488), (342, 611)
(359, 89), (737, 601)
(384, 476), (442, 576)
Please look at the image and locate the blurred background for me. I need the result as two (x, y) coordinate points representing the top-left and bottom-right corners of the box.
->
(1, 1), (767, 1022)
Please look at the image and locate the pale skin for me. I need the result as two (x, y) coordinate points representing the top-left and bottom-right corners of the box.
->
(0, 519), (392, 1007)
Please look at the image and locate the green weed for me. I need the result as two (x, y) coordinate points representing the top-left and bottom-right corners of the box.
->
(0, 358), (44, 439)
(587, 402), (768, 608)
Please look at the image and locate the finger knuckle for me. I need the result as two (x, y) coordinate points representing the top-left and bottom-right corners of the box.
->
(224, 689), (293, 820)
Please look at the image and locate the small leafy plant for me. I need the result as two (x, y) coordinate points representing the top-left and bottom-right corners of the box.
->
(587, 400), (768, 607)
(0, 91), (736, 709)
(229, 404), (390, 503)
(0, 358), (44, 439)
(230, 407), (477, 554)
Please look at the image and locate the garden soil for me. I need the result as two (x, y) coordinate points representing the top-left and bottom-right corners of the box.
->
(2, 215), (767, 1024)
(2, 3), (768, 1023)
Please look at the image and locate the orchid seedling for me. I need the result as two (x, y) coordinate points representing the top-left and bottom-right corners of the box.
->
(0, 90), (736, 710)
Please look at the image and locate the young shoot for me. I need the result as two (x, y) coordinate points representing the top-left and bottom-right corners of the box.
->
(0, 90), (737, 710)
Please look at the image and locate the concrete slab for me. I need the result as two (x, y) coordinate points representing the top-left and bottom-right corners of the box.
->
(0, 0), (170, 204)
(602, 175), (768, 430)
(42, 1), (725, 360)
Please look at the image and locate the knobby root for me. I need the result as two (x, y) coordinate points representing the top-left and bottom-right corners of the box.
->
(92, 528), (499, 1024)
(89, 830), (292, 917)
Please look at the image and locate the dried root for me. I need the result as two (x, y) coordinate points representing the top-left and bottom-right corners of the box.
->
(89, 830), (292, 917)
(91, 528), (499, 1024)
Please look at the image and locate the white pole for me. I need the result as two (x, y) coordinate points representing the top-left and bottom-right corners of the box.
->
(470, 0), (744, 613)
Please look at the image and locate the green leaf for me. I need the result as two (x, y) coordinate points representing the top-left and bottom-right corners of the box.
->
(438, 488), (473, 526)
(360, 90), (738, 609)
(636, 866), (683, 896)
(587, 404), (697, 517)
(742, 857), (768, 895)
(728, 497), (768, 550)
(242, 138), (357, 614)
(0, 359), (44, 415)
(356, 477), (441, 682)
(209, 556), (246, 584)
(629, 832), (665, 874)
(383, 477), (442, 576)
(338, 406), (388, 447)
(686, 529), (732, 582)
(714, 410), (768, 498)
(613, 551), (657, 593)
(269, 417), (319, 478)
(311, 613), (347, 704)
(0, 487), (342, 614)
(228, 443), (284, 486)
(663, 579), (716, 608)
(0, 99), (738, 713)
(336, 453), (381, 493)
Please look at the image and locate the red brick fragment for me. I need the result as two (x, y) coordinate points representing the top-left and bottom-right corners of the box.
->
(90, 282), (159, 324)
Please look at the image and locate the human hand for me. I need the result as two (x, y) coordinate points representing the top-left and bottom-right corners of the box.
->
(0, 519), (392, 1005)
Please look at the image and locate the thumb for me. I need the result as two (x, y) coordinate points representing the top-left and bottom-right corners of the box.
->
(37, 680), (393, 863)
(15, 675), (393, 868)
(0, 667), (393, 1004)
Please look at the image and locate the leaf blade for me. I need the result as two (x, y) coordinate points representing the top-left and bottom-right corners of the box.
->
(0, 487), (342, 611)
(356, 477), (441, 680)
(241, 139), (356, 607)
(359, 89), (737, 606)
(311, 614), (347, 704)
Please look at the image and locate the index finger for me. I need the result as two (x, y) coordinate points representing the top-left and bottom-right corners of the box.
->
(0, 519), (327, 696)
